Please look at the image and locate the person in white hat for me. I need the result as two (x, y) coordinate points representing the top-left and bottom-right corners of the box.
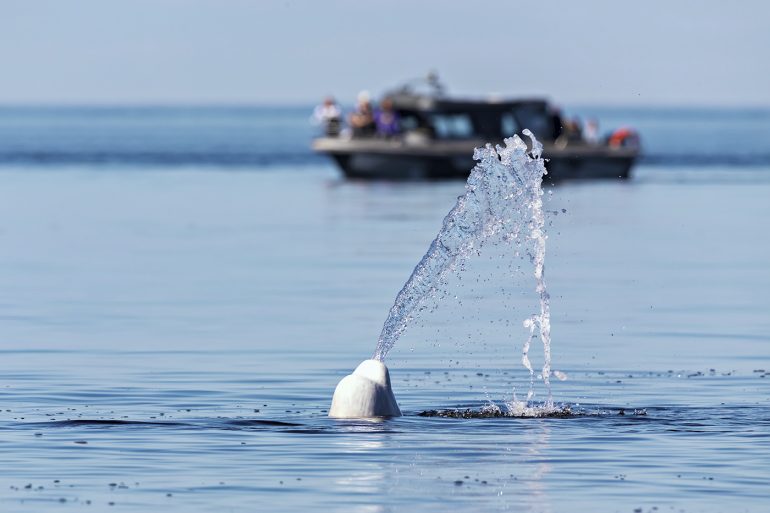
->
(348, 90), (375, 137)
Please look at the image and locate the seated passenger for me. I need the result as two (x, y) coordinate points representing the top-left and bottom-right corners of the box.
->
(583, 118), (600, 144)
(312, 96), (342, 136)
(549, 107), (564, 140)
(374, 97), (400, 137)
(608, 127), (640, 149)
(566, 117), (583, 142)
(348, 91), (376, 137)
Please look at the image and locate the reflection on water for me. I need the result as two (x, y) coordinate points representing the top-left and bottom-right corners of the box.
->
(522, 424), (552, 513)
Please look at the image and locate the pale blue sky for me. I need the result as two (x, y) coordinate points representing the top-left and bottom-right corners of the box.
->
(2, 0), (769, 106)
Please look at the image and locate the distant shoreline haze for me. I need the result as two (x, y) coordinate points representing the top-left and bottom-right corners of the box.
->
(0, 106), (767, 169)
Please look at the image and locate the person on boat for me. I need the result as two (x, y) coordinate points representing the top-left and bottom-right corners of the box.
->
(348, 91), (376, 137)
(556, 117), (583, 145)
(374, 97), (400, 137)
(549, 106), (564, 140)
(584, 118), (600, 144)
(608, 127), (640, 148)
(312, 96), (342, 136)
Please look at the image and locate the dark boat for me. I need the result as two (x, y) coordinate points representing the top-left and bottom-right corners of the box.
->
(312, 76), (640, 181)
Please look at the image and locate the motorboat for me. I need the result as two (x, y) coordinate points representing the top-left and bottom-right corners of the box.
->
(312, 75), (640, 181)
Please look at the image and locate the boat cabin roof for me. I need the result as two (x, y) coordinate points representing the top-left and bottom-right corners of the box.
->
(388, 92), (549, 114)
(385, 92), (555, 141)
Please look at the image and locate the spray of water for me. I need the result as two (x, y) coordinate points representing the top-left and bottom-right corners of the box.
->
(372, 131), (555, 408)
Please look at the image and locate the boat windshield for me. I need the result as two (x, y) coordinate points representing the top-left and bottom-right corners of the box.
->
(429, 113), (474, 139)
(387, 100), (556, 142)
(510, 104), (552, 140)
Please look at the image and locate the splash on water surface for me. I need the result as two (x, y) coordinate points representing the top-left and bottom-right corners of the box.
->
(418, 406), (648, 419)
(372, 130), (556, 407)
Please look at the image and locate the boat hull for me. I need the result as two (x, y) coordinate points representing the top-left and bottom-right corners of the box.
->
(313, 138), (637, 182)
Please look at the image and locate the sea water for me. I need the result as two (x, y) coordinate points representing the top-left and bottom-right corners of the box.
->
(1, 106), (770, 512)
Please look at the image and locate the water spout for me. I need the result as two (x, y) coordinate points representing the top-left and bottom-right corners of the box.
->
(372, 130), (554, 404)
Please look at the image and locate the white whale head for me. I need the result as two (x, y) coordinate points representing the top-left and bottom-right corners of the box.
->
(329, 359), (401, 419)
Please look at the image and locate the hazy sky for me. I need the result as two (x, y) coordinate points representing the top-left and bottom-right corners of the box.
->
(2, 0), (769, 106)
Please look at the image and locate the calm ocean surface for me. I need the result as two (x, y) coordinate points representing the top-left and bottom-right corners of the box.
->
(1, 106), (769, 512)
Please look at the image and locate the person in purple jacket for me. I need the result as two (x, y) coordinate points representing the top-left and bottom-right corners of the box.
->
(374, 97), (400, 137)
